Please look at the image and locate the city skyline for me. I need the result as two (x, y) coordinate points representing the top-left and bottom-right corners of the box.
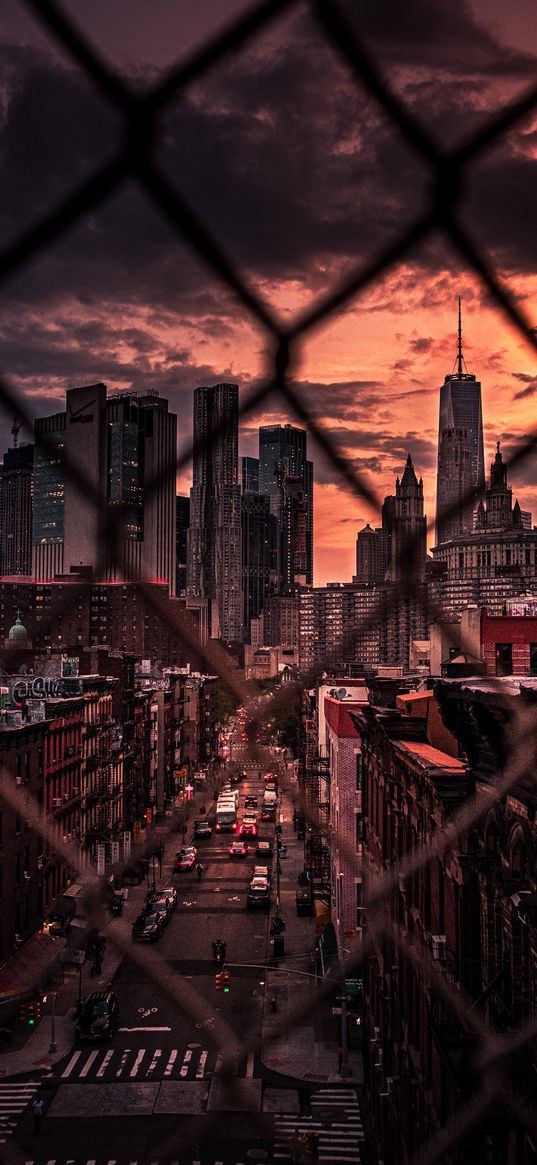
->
(0, 2), (536, 587)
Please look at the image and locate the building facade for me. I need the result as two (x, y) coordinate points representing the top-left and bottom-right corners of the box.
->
(258, 424), (313, 586)
(187, 383), (243, 641)
(436, 302), (485, 545)
(0, 443), (34, 576)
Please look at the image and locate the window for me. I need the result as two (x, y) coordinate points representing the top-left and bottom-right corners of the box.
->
(495, 643), (513, 677)
(530, 644), (537, 677)
(355, 752), (362, 791)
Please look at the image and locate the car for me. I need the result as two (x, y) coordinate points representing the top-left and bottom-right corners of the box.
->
(156, 887), (177, 911)
(193, 820), (212, 839)
(242, 812), (258, 825)
(76, 991), (120, 1041)
(255, 840), (274, 861)
(250, 874), (270, 892)
(247, 884), (271, 910)
(265, 783), (277, 794)
(239, 819), (257, 837)
(134, 916), (163, 942)
(245, 795), (258, 809)
(229, 839), (248, 858)
(263, 772), (275, 781)
(261, 807), (276, 821)
(252, 864), (272, 885)
(174, 847), (198, 872)
(144, 899), (171, 926)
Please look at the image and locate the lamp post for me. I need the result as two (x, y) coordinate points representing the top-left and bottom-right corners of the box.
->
(48, 991), (57, 1054)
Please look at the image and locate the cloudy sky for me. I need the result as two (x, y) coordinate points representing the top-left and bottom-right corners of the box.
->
(1, 0), (536, 584)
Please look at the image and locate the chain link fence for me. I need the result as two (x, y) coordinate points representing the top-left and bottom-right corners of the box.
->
(1, 1), (537, 1162)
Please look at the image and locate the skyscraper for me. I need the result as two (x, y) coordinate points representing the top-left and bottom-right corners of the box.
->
(176, 495), (190, 595)
(0, 442), (34, 576)
(241, 491), (278, 639)
(436, 301), (485, 545)
(258, 423), (313, 585)
(32, 386), (177, 593)
(187, 383), (243, 641)
(241, 456), (259, 493)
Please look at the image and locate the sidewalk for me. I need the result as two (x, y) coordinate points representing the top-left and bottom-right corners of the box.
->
(0, 791), (210, 1080)
(261, 772), (363, 1085)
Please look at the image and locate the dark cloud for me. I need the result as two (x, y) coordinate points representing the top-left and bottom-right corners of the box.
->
(410, 337), (434, 353)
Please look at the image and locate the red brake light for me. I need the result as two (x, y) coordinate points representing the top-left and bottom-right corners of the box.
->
(216, 823), (220, 831)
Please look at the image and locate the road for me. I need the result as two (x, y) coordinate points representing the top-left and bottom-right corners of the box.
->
(5, 768), (279, 1165)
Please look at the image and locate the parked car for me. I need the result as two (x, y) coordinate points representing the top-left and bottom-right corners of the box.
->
(247, 883), (271, 910)
(134, 916), (163, 943)
(75, 991), (120, 1041)
(174, 846), (198, 872)
(144, 898), (171, 926)
(193, 820), (212, 839)
(157, 887), (177, 911)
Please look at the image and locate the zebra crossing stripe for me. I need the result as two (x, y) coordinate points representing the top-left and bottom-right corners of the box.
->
(62, 1052), (83, 1078)
(180, 1049), (193, 1078)
(97, 1051), (114, 1077)
(196, 1050), (207, 1078)
(116, 1048), (130, 1076)
(80, 1051), (99, 1078)
(164, 1050), (177, 1076)
(129, 1049), (146, 1077)
(146, 1049), (162, 1076)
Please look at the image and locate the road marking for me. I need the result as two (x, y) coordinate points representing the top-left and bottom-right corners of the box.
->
(163, 1050), (177, 1077)
(130, 1049), (146, 1077)
(116, 1048), (130, 1077)
(119, 1027), (171, 1032)
(97, 1050), (114, 1077)
(246, 1051), (255, 1077)
(79, 1050), (99, 1078)
(146, 1049), (162, 1076)
(180, 1049), (193, 1077)
(196, 1050), (208, 1078)
(61, 1052), (82, 1079)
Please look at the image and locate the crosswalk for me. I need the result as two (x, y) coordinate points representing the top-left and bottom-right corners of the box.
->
(0, 1080), (41, 1145)
(274, 1086), (364, 1162)
(60, 1046), (212, 1082)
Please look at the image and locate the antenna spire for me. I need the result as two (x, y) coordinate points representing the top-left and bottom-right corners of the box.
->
(457, 297), (463, 378)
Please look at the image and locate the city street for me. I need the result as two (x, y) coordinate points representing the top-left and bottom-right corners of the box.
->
(4, 769), (279, 1164)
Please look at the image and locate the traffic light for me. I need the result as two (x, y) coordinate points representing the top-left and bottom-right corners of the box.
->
(222, 972), (231, 993)
(20, 1001), (41, 1025)
(215, 972), (224, 991)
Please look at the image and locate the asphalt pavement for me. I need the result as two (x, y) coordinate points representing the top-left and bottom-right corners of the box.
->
(0, 762), (369, 1164)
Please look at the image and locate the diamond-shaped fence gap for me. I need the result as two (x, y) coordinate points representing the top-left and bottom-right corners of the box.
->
(324, 0), (537, 157)
(157, 3), (433, 330)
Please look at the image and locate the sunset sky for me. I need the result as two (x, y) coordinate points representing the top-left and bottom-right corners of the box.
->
(1, 0), (536, 585)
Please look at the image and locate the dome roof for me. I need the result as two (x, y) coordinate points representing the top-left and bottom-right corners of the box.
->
(8, 614), (28, 641)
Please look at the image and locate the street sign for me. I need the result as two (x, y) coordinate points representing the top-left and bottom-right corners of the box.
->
(332, 1007), (342, 1015)
(123, 830), (131, 857)
(96, 844), (105, 876)
(111, 841), (120, 865)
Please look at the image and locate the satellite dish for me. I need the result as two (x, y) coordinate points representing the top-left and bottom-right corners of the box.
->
(335, 688), (347, 700)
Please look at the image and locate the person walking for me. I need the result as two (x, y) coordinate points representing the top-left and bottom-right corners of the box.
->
(32, 1095), (45, 1134)
(196, 861), (204, 882)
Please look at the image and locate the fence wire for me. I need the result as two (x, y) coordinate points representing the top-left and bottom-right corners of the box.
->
(1, 1), (537, 1162)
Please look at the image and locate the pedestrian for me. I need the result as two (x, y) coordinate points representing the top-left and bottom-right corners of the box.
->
(32, 1095), (45, 1134)
(196, 862), (204, 882)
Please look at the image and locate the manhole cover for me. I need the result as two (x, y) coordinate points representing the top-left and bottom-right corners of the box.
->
(247, 1152), (268, 1160)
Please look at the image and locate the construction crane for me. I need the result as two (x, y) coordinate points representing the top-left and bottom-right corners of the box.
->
(11, 418), (22, 448)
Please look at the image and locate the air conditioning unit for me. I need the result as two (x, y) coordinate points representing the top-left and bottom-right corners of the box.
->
(52, 798), (62, 809)
(37, 856), (44, 870)
(380, 1076), (393, 1098)
(370, 1026), (380, 1043)
(398, 874), (406, 892)
(23, 871), (31, 881)
(432, 934), (447, 961)
(63, 793), (69, 801)
(374, 1048), (383, 1068)
(15, 776), (23, 786)
(72, 787), (80, 796)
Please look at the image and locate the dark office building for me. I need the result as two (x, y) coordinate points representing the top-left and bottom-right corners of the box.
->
(187, 383), (243, 641)
(0, 443), (34, 576)
(241, 492), (278, 640)
(258, 424), (313, 585)
(176, 495), (190, 595)
(436, 301), (485, 545)
(31, 387), (177, 594)
(241, 456), (259, 493)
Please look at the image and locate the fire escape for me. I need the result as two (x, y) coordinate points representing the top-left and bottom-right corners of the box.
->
(303, 753), (331, 888)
